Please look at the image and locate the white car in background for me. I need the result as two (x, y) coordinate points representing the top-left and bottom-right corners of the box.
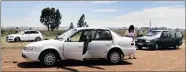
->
(6, 30), (44, 42)
(22, 27), (136, 66)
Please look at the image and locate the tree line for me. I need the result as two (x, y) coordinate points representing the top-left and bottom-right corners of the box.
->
(40, 7), (88, 32)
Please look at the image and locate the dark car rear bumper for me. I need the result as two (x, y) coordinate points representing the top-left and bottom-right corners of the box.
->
(135, 41), (155, 47)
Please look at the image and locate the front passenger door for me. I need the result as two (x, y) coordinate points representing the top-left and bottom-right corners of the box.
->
(63, 30), (84, 60)
(21, 31), (30, 41)
(160, 31), (169, 47)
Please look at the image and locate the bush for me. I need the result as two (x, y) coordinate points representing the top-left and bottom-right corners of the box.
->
(1, 29), (17, 36)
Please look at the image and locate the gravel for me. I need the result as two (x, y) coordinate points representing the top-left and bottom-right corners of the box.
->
(2, 43), (185, 71)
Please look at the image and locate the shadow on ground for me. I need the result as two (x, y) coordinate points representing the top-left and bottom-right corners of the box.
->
(17, 60), (132, 71)
(137, 47), (181, 51)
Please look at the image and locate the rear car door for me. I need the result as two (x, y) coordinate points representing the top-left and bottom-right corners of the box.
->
(88, 29), (113, 58)
(167, 31), (176, 47)
(30, 31), (39, 40)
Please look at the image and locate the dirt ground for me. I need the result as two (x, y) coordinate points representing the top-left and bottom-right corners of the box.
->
(1, 42), (185, 71)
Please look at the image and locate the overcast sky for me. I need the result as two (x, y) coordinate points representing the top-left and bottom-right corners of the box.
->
(1, 1), (185, 29)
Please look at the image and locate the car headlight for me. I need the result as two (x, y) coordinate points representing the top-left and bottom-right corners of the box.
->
(24, 46), (36, 52)
(146, 40), (151, 42)
(9, 36), (14, 38)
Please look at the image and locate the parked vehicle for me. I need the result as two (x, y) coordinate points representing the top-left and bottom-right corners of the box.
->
(22, 27), (136, 66)
(6, 30), (44, 42)
(135, 30), (183, 50)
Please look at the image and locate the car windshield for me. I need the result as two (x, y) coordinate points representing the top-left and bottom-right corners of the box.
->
(56, 29), (76, 40)
(146, 31), (161, 36)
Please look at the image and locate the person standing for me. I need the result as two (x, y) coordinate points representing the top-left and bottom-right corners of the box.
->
(15, 27), (19, 33)
(124, 25), (137, 59)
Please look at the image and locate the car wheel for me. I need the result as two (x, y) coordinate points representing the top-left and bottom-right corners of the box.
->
(108, 51), (122, 64)
(153, 44), (159, 50)
(174, 45), (179, 49)
(14, 37), (20, 42)
(150, 44), (159, 50)
(137, 46), (143, 50)
(35, 37), (41, 42)
(40, 51), (57, 66)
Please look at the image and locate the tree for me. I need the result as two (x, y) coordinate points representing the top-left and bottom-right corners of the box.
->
(84, 22), (88, 27)
(69, 22), (74, 29)
(77, 14), (85, 27)
(40, 7), (62, 31)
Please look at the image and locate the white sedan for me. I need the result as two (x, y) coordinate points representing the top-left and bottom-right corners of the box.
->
(22, 27), (136, 66)
(6, 30), (44, 42)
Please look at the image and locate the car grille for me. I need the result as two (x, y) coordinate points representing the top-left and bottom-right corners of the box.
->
(138, 39), (146, 43)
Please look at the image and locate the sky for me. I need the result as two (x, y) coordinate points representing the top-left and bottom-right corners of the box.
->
(1, 1), (185, 29)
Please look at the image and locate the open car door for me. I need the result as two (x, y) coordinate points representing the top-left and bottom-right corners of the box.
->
(63, 29), (91, 60)
(174, 31), (184, 46)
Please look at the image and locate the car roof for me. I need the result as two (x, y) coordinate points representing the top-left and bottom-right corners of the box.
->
(75, 27), (109, 30)
(23, 30), (39, 32)
(152, 30), (169, 32)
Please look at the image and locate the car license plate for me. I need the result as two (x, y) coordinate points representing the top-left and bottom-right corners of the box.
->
(138, 43), (143, 45)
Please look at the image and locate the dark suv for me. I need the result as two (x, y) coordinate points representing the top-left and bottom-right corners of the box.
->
(135, 30), (184, 50)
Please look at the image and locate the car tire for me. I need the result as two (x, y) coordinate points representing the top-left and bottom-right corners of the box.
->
(35, 37), (41, 42)
(14, 37), (20, 42)
(107, 51), (122, 64)
(150, 43), (159, 50)
(137, 46), (143, 50)
(40, 51), (58, 66)
(173, 45), (179, 49)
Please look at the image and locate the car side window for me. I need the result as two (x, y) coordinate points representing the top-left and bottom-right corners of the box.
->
(79, 30), (91, 42)
(68, 30), (83, 42)
(24, 31), (30, 34)
(30, 31), (39, 34)
(91, 30), (97, 39)
(161, 31), (168, 38)
(94, 30), (112, 40)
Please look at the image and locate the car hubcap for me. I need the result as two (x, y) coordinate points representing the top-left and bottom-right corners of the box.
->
(44, 53), (56, 65)
(36, 38), (40, 41)
(16, 38), (19, 42)
(110, 52), (120, 64)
